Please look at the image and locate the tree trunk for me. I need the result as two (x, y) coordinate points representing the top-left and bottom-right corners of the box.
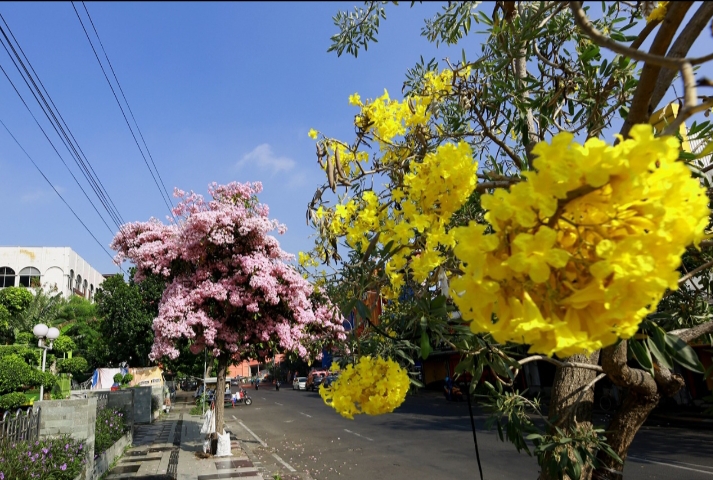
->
(593, 390), (660, 479)
(543, 351), (600, 480)
(594, 342), (685, 479)
(212, 354), (229, 453)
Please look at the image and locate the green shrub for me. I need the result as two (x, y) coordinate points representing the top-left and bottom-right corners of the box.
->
(0, 392), (29, 410)
(95, 408), (129, 455)
(57, 357), (88, 377)
(14, 332), (34, 345)
(0, 345), (40, 365)
(0, 354), (36, 394)
(52, 336), (76, 355)
(0, 434), (86, 480)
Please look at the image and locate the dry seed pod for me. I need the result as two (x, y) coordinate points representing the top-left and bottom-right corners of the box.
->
(408, 98), (416, 114)
(326, 155), (336, 192)
(334, 148), (350, 185)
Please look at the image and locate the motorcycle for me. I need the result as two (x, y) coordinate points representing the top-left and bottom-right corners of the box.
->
(228, 388), (253, 406)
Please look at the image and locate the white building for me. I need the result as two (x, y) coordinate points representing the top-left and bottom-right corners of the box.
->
(0, 247), (106, 302)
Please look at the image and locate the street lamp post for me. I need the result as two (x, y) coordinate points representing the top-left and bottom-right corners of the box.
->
(33, 324), (60, 401)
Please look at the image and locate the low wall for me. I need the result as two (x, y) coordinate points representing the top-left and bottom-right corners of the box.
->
(34, 397), (97, 480)
(133, 386), (152, 424)
(92, 431), (132, 479)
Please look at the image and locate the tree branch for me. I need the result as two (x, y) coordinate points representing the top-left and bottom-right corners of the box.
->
(677, 258), (713, 285)
(649, 1), (713, 113)
(619, 1), (693, 137)
(669, 320), (713, 344)
(600, 341), (657, 395)
(518, 354), (604, 372)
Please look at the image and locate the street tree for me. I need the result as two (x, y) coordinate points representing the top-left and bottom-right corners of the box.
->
(112, 182), (346, 445)
(305, 2), (713, 479)
(94, 270), (164, 367)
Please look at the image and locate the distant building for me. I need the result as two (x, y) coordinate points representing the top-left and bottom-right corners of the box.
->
(0, 247), (106, 302)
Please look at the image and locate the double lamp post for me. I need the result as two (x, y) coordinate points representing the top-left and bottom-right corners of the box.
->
(33, 323), (60, 400)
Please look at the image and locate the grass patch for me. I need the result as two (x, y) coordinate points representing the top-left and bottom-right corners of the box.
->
(189, 405), (203, 416)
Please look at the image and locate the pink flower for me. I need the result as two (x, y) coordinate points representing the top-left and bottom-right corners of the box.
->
(111, 182), (345, 364)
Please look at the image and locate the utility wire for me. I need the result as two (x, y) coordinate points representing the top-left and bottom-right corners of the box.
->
(0, 15), (126, 230)
(0, 118), (124, 273)
(0, 62), (115, 236)
(1, 17), (126, 227)
(73, 2), (176, 221)
(81, 1), (174, 215)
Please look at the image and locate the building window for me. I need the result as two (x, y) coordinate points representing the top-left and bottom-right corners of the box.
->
(0, 267), (15, 288)
(89, 284), (94, 301)
(83, 279), (88, 296)
(69, 270), (74, 291)
(75, 274), (82, 291)
(18, 267), (41, 288)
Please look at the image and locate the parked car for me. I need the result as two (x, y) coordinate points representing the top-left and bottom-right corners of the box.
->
(322, 375), (339, 389)
(306, 371), (327, 391)
(292, 377), (307, 391)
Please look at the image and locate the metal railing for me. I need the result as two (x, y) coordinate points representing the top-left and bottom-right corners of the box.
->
(0, 407), (41, 443)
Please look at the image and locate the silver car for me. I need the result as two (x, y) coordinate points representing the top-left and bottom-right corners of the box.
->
(292, 377), (307, 391)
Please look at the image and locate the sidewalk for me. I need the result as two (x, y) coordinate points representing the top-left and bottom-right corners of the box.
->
(101, 393), (264, 480)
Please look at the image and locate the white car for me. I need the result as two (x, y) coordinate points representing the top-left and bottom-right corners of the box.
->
(292, 377), (307, 391)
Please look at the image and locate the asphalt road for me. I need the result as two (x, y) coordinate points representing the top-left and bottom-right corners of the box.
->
(214, 385), (713, 480)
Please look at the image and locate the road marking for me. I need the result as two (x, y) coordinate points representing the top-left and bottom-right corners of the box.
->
(299, 412), (312, 418)
(344, 429), (373, 441)
(231, 415), (237, 420)
(261, 397), (266, 400)
(238, 421), (267, 448)
(275, 402), (283, 406)
(628, 456), (713, 475)
(272, 453), (296, 472)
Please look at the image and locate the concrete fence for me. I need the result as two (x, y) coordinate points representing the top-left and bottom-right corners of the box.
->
(34, 397), (97, 479)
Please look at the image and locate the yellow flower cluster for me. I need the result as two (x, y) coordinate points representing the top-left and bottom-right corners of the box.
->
(451, 125), (709, 357)
(319, 356), (410, 419)
(646, 2), (668, 23)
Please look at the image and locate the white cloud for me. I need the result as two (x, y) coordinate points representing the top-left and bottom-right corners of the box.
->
(236, 144), (295, 175)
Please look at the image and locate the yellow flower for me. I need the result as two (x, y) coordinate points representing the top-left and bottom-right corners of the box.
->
(308, 128), (318, 139)
(319, 356), (410, 419)
(453, 124), (709, 357)
(647, 2), (668, 23)
(348, 93), (362, 106)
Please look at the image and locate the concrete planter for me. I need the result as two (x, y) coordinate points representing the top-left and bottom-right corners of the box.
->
(92, 431), (132, 480)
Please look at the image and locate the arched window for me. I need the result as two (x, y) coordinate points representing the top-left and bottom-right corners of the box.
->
(18, 267), (41, 288)
(75, 274), (82, 291)
(83, 279), (87, 295)
(69, 270), (74, 291)
(0, 267), (15, 288)
(89, 284), (94, 301)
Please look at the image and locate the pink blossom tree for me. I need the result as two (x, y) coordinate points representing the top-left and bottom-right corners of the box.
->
(111, 182), (345, 439)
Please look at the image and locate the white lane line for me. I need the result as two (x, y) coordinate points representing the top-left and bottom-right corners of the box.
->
(344, 428), (373, 441)
(231, 415), (237, 420)
(238, 421), (268, 448)
(628, 456), (713, 475)
(272, 453), (297, 472)
(299, 412), (312, 418)
(275, 402), (283, 406)
(261, 397), (266, 400)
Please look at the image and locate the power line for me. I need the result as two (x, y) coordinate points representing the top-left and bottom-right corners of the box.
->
(73, 2), (176, 221)
(0, 62), (115, 236)
(0, 13), (126, 230)
(0, 118), (124, 273)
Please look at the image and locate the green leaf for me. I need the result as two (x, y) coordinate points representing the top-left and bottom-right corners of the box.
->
(629, 340), (654, 376)
(420, 330), (432, 360)
(665, 334), (705, 373)
(647, 337), (674, 370)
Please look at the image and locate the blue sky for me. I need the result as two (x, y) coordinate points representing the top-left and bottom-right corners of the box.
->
(0, 2), (711, 275)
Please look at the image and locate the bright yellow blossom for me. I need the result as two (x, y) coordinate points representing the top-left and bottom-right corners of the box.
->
(319, 356), (410, 419)
(647, 2), (668, 23)
(452, 125), (709, 357)
(308, 128), (318, 139)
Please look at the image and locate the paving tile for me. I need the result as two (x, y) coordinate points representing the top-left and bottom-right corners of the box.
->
(215, 459), (253, 470)
(197, 473), (260, 480)
(109, 464), (141, 474)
